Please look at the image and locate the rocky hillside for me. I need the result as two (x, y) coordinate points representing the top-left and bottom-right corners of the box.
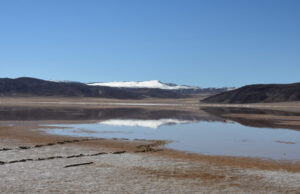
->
(202, 83), (300, 104)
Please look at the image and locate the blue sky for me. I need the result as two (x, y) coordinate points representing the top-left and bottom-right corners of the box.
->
(0, 0), (299, 87)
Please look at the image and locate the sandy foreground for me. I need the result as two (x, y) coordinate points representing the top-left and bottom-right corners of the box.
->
(0, 98), (300, 193)
(0, 124), (299, 193)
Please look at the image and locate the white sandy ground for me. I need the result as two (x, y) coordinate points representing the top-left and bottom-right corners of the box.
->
(0, 141), (300, 193)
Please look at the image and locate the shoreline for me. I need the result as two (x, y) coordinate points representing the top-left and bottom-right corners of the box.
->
(0, 98), (300, 192)
(0, 124), (300, 192)
(0, 96), (300, 111)
(1, 123), (300, 172)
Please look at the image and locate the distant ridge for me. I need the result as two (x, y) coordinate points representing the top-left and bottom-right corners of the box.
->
(0, 77), (233, 99)
(202, 83), (300, 104)
(0, 77), (184, 99)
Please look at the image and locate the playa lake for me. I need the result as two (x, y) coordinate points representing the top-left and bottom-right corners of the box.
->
(1, 106), (300, 160)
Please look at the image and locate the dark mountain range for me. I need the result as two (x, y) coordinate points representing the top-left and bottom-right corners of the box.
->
(202, 83), (300, 104)
(0, 77), (183, 99)
(0, 77), (231, 99)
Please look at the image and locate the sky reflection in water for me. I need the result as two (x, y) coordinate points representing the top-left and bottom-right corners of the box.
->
(47, 118), (300, 161)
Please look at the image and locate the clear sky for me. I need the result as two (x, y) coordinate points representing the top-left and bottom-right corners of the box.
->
(0, 0), (299, 87)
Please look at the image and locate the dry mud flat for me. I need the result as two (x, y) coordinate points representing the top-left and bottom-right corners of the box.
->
(0, 126), (300, 193)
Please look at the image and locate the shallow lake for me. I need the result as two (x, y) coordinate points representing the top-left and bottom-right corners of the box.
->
(1, 106), (300, 160)
(47, 121), (300, 160)
(42, 107), (300, 161)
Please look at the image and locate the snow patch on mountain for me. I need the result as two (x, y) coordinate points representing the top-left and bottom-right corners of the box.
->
(88, 80), (198, 90)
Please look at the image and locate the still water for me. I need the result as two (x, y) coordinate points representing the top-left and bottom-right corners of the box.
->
(1, 106), (299, 160)
(43, 107), (300, 161)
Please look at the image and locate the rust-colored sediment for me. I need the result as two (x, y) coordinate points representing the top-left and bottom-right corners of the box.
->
(153, 149), (300, 173)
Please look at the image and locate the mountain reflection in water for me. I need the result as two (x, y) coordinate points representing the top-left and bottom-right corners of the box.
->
(1, 106), (300, 160)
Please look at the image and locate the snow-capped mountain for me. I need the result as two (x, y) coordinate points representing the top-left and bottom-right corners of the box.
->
(88, 80), (198, 90)
(0, 77), (234, 99)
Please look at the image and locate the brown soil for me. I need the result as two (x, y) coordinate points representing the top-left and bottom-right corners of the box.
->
(154, 149), (300, 173)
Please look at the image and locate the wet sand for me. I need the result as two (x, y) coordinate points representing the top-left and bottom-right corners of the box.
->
(1, 96), (300, 114)
(0, 96), (202, 109)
